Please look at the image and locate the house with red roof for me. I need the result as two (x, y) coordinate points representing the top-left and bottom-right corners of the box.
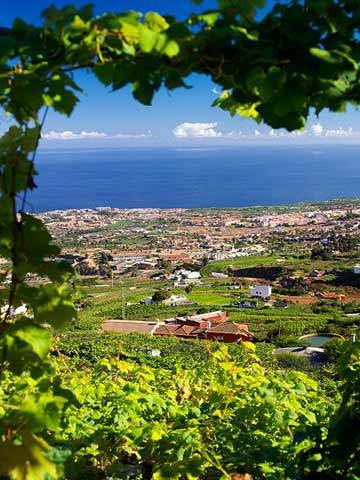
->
(206, 322), (255, 343)
(316, 292), (347, 302)
(102, 311), (254, 344)
(176, 310), (227, 328)
(153, 324), (206, 339)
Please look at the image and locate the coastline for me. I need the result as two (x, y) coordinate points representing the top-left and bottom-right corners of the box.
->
(32, 197), (360, 215)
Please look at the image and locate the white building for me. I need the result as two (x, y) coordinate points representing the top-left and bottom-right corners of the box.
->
(163, 295), (188, 306)
(354, 264), (360, 274)
(182, 271), (201, 280)
(249, 285), (272, 300)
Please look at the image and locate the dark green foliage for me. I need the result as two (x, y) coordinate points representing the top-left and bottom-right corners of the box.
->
(275, 352), (311, 371)
(312, 300), (338, 314)
(152, 288), (171, 304)
(311, 243), (333, 261)
(327, 233), (358, 253)
(324, 337), (346, 364)
(273, 335), (304, 348)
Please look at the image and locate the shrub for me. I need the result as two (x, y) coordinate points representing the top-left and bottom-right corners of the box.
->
(276, 352), (311, 370)
(274, 335), (304, 348)
(152, 288), (171, 303)
(323, 337), (345, 364)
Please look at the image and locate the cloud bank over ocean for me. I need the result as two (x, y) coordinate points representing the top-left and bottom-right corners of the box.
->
(173, 122), (355, 141)
(40, 122), (357, 146)
(42, 130), (152, 140)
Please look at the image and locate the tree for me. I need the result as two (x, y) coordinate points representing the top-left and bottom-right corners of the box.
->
(157, 258), (172, 273)
(201, 255), (210, 267)
(95, 250), (112, 277)
(152, 289), (172, 304)
(324, 337), (345, 364)
(327, 233), (358, 253)
(1, 0), (360, 478)
(311, 243), (333, 260)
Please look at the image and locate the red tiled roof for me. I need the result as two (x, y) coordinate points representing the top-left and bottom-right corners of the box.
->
(318, 292), (346, 300)
(207, 322), (255, 336)
(112, 251), (147, 257)
(191, 327), (207, 335)
(162, 255), (191, 262)
(177, 325), (197, 336)
(187, 311), (226, 322)
(154, 324), (201, 337)
(154, 325), (180, 335)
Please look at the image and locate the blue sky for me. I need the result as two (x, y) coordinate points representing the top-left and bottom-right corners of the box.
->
(3, 0), (360, 146)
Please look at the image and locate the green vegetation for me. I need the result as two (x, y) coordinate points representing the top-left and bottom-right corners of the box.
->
(238, 198), (360, 217)
(201, 255), (304, 275)
(275, 351), (311, 370)
(1, 0), (360, 478)
(152, 289), (172, 304)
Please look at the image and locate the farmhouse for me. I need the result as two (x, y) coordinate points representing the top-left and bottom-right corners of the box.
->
(249, 285), (272, 300)
(206, 322), (255, 343)
(316, 292), (347, 302)
(176, 310), (228, 328)
(153, 324), (206, 339)
(102, 311), (253, 344)
(163, 295), (189, 306)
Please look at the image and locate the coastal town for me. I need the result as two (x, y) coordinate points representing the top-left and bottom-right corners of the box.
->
(17, 199), (357, 365)
(38, 199), (360, 277)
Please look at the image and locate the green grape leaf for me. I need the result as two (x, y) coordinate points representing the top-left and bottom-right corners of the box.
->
(139, 25), (158, 53)
(132, 81), (154, 105)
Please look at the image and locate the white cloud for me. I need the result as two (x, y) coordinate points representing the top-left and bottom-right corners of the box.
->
(266, 125), (355, 139)
(114, 130), (152, 138)
(309, 124), (354, 137)
(173, 122), (222, 138)
(42, 130), (153, 140)
(311, 123), (323, 136)
(212, 87), (220, 95)
(324, 127), (353, 136)
(172, 122), (358, 141)
(42, 130), (107, 140)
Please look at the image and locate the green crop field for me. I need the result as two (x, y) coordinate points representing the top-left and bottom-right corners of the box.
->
(200, 255), (305, 275)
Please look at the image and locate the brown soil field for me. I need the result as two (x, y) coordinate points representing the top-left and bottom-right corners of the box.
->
(278, 295), (318, 305)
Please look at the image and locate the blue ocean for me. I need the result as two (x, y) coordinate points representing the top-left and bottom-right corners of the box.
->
(29, 145), (360, 212)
